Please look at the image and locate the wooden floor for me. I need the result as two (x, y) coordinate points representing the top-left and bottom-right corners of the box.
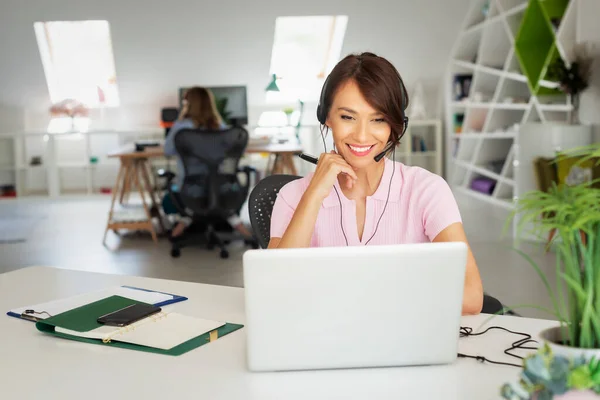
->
(0, 192), (558, 319)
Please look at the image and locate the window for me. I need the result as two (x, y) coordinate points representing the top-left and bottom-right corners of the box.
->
(34, 20), (120, 107)
(267, 15), (348, 103)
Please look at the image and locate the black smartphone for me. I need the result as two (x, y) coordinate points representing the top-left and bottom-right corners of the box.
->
(97, 303), (161, 327)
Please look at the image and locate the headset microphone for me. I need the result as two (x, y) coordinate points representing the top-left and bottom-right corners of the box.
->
(373, 142), (395, 162)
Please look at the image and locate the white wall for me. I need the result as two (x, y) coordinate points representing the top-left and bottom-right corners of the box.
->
(0, 103), (25, 132)
(0, 0), (470, 132)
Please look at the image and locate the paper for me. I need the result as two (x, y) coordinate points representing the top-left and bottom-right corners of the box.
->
(56, 312), (225, 350)
(10, 287), (174, 320)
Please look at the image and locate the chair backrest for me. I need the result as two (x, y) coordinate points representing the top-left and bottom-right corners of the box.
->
(248, 174), (301, 248)
(174, 126), (249, 216)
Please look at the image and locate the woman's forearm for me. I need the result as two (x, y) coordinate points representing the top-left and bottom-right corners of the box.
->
(275, 190), (324, 248)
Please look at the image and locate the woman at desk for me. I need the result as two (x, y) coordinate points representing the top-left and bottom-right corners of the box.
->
(268, 53), (483, 315)
(164, 86), (253, 239)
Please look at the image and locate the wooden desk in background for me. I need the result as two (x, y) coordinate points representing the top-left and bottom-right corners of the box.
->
(246, 142), (303, 176)
(102, 141), (302, 245)
(103, 144), (166, 245)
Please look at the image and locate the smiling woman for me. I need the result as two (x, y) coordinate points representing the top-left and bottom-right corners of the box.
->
(267, 52), (484, 315)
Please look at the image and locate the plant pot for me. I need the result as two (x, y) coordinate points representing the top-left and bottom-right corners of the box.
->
(540, 327), (600, 361)
(553, 390), (599, 400)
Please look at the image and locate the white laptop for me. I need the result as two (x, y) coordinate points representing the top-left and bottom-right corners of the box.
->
(243, 242), (467, 372)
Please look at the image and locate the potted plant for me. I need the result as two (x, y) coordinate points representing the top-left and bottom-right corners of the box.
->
(501, 345), (600, 399)
(502, 144), (600, 399)
(282, 107), (294, 126)
(546, 43), (595, 125)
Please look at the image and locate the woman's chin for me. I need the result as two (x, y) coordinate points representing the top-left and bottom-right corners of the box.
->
(345, 156), (377, 170)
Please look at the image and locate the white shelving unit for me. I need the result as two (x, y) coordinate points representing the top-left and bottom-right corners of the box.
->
(393, 119), (443, 176)
(445, 0), (578, 210)
(0, 129), (164, 197)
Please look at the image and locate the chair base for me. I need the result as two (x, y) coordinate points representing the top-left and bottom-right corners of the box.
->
(169, 224), (258, 259)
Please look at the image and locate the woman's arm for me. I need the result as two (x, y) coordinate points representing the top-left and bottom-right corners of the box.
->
(432, 222), (483, 315)
(268, 152), (357, 249)
(164, 120), (194, 156)
(268, 190), (323, 249)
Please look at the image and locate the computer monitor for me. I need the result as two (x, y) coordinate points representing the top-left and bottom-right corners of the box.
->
(178, 86), (248, 126)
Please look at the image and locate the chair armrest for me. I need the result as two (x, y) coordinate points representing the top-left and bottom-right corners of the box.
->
(157, 168), (176, 182)
(239, 166), (258, 175)
(238, 166), (258, 188)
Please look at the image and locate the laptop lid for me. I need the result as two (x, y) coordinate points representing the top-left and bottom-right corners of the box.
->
(243, 242), (467, 372)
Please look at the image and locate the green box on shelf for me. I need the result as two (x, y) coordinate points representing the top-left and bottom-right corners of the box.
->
(514, 0), (569, 95)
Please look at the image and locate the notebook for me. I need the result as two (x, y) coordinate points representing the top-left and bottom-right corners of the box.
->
(8, 286), (187, 322)
(56, 311), (225, 350)
(35, 296), (243, 356)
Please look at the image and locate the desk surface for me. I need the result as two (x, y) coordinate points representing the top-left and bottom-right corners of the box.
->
(108, 143), (165, 159)
(107, 142), (302, 159)
(245, 142), (303, 154)
(0, 267), (556, 400)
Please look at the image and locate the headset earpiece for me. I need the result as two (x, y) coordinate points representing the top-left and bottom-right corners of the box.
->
(316, 75), (330, 125)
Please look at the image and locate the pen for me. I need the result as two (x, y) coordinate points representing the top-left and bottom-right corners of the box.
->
(298, 153), (319, 165)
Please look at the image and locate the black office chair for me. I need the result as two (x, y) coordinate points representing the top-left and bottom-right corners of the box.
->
(248, 174), (508, 315)
(160, 126), (258, 259)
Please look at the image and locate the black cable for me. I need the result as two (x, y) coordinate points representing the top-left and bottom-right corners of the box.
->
(332, 185), (349, 246)
(458, 326), (538, 368)
(320, 127), (349, 246)
(364, 149), (395, 245)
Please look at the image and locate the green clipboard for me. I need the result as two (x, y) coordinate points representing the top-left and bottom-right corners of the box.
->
(35, 295), (243, 356)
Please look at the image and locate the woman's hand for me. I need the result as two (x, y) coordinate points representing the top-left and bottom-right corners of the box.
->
(306, 151), (358, 200)
(269, 151), (357, 249)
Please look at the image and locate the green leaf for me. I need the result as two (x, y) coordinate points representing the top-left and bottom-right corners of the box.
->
(569, 365), (594, 390)
(511, 247), (563, 321)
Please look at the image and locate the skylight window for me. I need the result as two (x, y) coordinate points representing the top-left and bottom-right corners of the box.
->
(34, 20), (120, 108)
(267, 15), (348, 103)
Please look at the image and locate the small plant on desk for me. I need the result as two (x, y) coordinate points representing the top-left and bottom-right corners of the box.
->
(501, 345), (600, 399)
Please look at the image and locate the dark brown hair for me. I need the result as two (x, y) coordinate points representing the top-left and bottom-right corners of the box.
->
(182, 87), (223, 130)
(318, 52), (409, 145)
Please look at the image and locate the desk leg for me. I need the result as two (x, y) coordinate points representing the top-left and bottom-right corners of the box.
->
(264, 153), (274, 176)
(132, 160), (158, 243)
(103, 162), (127, 245)
(140, 159), (166, 234)
(282, 154), (298, 175)
(119, 160), (132, 205)
(272, 154), (283, 175)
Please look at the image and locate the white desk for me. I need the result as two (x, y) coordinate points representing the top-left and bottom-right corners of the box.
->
(0, 267), (557, 400)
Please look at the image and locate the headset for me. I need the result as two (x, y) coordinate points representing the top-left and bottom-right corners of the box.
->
(313, 55), (410, 246)
(316, 60), (410, 162)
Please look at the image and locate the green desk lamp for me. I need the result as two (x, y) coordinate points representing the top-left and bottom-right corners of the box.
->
(265, 74), (280, 92)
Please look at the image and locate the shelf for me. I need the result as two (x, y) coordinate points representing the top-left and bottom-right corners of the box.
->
(538, 104), (573, 112)
(502, 2), (529, 17)
(451, 102), (528, 110)
(58, 162), (89, 168)
(454, 186), (515, 210)
(411, 151), (438, 157)
(454, 159), (514, 185)
(452, 132), (517, 139)
(446, 0), (583, 215)
(472, 164), (515, 186)
(409, 120), (442, 127)
(452, 60), (477, 71)
(463, 2), (527, 36)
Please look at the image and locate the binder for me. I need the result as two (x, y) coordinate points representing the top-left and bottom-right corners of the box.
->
(7, 285), (188, 322)
(35, 295), (243, 356)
